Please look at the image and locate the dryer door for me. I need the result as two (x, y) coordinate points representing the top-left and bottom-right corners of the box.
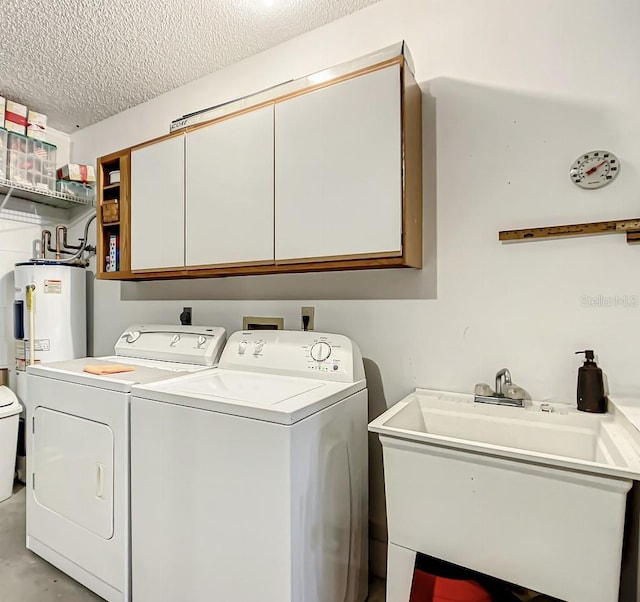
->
(33, 407), (114, 539)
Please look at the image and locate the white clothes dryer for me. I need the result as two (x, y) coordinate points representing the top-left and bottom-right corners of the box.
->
(130, 329), (369, 602)
(25, 324), (226, 602)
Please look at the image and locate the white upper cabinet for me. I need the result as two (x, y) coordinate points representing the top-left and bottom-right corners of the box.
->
(274, 64), (402, 262)
(185, 105), (275, 267)
(130, 136), (185, 271)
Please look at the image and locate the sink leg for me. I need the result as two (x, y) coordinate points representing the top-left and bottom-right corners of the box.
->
(386, 543), (416, 602)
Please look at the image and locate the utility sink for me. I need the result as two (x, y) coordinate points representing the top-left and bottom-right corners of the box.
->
(369, 389), (640, 602)
(370, 389), (640, 479)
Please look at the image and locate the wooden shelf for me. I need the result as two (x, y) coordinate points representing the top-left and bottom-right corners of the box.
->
(96, 149), (130, 277)
(98, 271), (131, 280)
(499, 218), (640, 245)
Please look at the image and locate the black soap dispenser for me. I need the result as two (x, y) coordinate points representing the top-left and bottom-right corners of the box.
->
(575, 350), (607, 413)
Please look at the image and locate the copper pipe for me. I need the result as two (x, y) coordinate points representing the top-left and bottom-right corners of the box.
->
(55, 226), (65, 259)
(41, 230), (51, 260)
(61, 227), (82, 250)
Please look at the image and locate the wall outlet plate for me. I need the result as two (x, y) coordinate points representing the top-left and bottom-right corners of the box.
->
(242, 316), (284, 330)
(180, 307), (192, 326)
(301, 306), (315, 331)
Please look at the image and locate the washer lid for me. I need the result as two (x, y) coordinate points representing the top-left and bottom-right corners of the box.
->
(27, 357), (215, 393)
(169, 371), (325, 405)
(132, 369), (366, 425)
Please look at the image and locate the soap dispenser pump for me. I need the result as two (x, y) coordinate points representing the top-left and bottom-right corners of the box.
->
(575, 350), (607, 413)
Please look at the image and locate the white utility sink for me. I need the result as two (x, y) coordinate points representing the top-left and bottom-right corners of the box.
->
(369, 389), (640, 602)
(372, 389), (640, 479)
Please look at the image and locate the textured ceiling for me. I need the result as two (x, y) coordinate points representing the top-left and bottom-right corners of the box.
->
(1, 0), (381, 133)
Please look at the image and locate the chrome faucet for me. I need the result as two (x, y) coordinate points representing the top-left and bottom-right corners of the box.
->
(474, 368), (525, 407)
(495, 368), (512, 397)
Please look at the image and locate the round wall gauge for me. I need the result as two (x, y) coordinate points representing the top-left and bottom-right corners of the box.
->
(570, 150), (620, 189)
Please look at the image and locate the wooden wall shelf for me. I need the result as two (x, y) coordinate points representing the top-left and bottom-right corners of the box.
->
(499, 218), (640, 245)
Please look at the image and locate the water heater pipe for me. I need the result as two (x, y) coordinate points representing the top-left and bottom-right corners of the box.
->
(36, 214), (97, 266)
(41, 230), (51, 260)
(26, 285), (35, 366)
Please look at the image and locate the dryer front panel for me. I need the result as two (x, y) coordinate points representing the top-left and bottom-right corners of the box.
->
(33, 407), (114, 539)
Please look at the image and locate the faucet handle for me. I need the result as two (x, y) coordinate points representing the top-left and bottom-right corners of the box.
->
(474, 383), (494, 396)
(504, 384), (526, 401)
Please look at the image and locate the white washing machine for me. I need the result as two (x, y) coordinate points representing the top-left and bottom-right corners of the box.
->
(130, 329), (369, 602)
(25, 324), (226, 602)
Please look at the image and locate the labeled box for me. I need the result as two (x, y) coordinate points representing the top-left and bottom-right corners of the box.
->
(108, 234), (119, 272)
(0, 96), (5, 128)
(5, 101), (27, 135)
(57, 163), (96, 183)
(27, 110), (47, 140)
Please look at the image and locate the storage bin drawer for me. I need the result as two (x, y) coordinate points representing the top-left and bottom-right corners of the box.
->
(57, 179), (96, 202)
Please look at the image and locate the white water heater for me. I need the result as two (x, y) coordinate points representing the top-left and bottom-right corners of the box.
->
(13, 262), (87, 372)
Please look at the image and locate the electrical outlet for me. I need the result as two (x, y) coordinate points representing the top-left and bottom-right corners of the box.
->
(180, 307), (192, 326)
(301, 306), (315, 331)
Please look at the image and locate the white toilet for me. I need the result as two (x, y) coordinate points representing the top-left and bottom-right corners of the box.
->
(0, 386), (22, 502)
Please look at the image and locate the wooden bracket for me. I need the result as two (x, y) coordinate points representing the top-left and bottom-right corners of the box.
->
(499, 218), (640, 244)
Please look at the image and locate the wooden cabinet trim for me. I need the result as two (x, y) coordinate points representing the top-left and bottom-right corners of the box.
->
(97, 255), (413, 281)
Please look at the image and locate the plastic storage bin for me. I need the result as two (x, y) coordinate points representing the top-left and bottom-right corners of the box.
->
(8, 132), (28, 154)
(7, 167), (30, 186)
(31, 173), (56, 192)
(0, 127), (6, 180)
(28, 138), (57, 164)
(0, 387), (22, 502)
(57, 179), (96, 202)
(8, 132), (34, 184)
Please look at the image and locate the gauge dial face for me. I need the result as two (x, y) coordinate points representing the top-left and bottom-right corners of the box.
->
(570, 150), (620, 189)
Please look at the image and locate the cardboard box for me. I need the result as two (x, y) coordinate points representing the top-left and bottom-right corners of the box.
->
(27, 110), (47, 140)
(5, 100), (27, 135)
(56, 163), (96, 183)
(0, 96), (5, 128)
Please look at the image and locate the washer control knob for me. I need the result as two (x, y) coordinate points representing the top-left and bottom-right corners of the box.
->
(126, 331), (141, 344)
(197, 335), (207, 348)
(254, 342), (265, 356)
(310, 342), (331, 362)
(170, 334), (181, 347)
(238, 341), (247, 355)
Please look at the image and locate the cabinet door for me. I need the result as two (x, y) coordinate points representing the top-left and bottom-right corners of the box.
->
(130, 135), (185, 271)
(275, 64), (402, 262)
(185, 105), (274, 267)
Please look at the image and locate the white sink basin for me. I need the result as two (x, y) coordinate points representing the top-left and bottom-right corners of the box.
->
(370, 389), (640, 479)
(369, 389), (640, 602)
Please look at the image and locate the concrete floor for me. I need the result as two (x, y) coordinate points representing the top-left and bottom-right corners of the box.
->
(0, 484), (102, 602)
(0, 482), (385, 602)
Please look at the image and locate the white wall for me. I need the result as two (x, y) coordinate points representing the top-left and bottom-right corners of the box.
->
(70, 0), (640, 574)
(0, 127), (71, 369)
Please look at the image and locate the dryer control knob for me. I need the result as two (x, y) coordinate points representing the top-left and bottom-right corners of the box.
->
(310, 342), (331, 362)
(197, 335), (207, 348)
(254, 342), (265, 356)
(238, 341), (247, 355)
